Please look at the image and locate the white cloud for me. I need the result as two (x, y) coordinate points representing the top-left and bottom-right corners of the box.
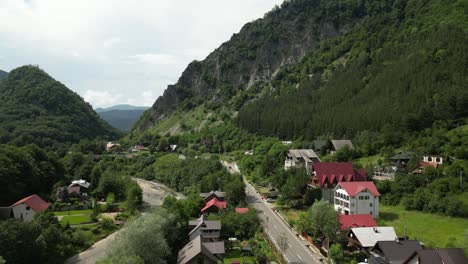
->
(127, 53), (179, 66)
(0, 0), (285, 107)
(83, 89), (122, 108)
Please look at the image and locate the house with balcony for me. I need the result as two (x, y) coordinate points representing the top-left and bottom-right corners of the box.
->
(188, 215), (221, 241)
(284, 149), (320, 171)
(309, 162), (367, 202)
(334, 181), (380, 218)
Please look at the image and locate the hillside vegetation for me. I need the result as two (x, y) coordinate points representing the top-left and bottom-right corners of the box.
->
(0, 65), (120, 151)
(133, 0), (467, 142)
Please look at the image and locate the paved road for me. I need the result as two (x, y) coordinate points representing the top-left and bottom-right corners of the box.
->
(222, 160), (323, 264)
(65, 178), (184, 264)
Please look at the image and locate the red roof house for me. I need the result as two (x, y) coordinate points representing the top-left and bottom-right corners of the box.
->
(337, 181), (380, 197)
(310, 162), (366, 187)
(339, 214), (377, 230)
(413, 162), (438, 174)
(235, 208), (249, 214)
(10, 194), (50, 222)
(201, 197), (227, 214)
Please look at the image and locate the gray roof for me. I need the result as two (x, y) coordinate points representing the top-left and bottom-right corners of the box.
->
(177, 235), (224, 264)
(287, 149), (320, 163)
(199, 190), (225, 199)
(371, 240), (422, 264)
(350, 227), (397, 248)
(417, 249), (468, 264)
(331, 140), (354, 151)
(390, 151), (412, 161)
(188, 215), (221, 236)
(69, 179), (90, 189)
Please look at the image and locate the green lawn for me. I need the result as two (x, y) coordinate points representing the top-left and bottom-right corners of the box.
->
(223, 249), (255, 264)
(379, 205), (468, 249)
(60, 215), (93, 225)
(53, 209), (92, 216)
(355, 154), (384, 168)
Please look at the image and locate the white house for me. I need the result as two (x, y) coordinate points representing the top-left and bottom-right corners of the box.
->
(334, 181), (380, 218)
(10, 194), (50, 222)
(284, 149), (320, 171)
(348, 227), (398, 249)
(422, 155), (444, 165)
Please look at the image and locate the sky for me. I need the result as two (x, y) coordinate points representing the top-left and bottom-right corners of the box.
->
(0, 0), (283, 108)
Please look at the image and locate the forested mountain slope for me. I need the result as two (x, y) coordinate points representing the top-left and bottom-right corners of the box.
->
(135, 0), (365, 130)
(134, 0), (467, 140)
(0, 65), (120, 150)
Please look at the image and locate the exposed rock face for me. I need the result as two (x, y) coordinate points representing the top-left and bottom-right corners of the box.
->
(136, 0), (358, 130)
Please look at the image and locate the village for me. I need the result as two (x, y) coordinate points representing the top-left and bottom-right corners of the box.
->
(0, 136), (466, 264)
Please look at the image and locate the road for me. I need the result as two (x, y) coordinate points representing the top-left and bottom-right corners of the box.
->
(65, 178), (184, 264)
(222, 161), (323, 264)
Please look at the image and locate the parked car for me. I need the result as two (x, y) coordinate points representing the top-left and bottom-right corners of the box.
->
(266, 198), (276, 203)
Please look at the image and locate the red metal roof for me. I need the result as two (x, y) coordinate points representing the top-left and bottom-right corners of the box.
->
(201, 197), (227, 213)
(235, 208), (249, 214)
(312, 162), (366, 187)
(337, 181), (380, 196)
(11, 194), (50, 212)
(339, 214), (377, 230)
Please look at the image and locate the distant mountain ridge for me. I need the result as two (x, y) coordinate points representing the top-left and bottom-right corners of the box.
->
(0, 65), (120, 150)
(98, 108), (148, 131)
(95, 104), (149, 113)
(0, 70), (7, 80)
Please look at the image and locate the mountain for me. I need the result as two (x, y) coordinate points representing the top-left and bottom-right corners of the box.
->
(98, 109), (148, 131)
(134, 0), (467, 140)
(0, 70), (7, 81)
(0, 65), (121, 150)
(95, 104), (149, 113)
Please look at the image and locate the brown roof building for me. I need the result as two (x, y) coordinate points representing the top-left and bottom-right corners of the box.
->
(177, 235), (225, 264)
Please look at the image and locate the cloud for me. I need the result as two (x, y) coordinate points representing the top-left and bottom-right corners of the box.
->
(83, 89), (122, 108)
(127, 53), (179, 66)
(0, 0), (284, 108)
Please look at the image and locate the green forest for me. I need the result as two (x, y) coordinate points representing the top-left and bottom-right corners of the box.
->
(0, 66), (120, 152)
(237, 0), (467, 139)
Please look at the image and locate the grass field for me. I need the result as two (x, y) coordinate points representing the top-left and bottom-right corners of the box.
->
(355, 154), (384, 168)
(223, 249), (255, 264)
(60, 215), (93, 225)
(53, 209), (92, 216)
(379, 205), (468, 249)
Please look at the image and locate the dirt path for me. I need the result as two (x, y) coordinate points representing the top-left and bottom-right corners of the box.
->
(65, 178), (184, 264)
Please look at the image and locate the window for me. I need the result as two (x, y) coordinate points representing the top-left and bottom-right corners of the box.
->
(26, 206), (30, 210)
(428, 157), (432, 162)
(370, 203), (373, 207)
(351, 203), (355, 207)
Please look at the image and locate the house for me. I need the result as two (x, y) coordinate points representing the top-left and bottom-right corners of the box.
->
(244, 150), (253, 156)
(309, 162), (367, 202)
(422, 155), (444, 165)
(10, 194), (50, 222)
(188, 215), (221, 241)
(68, 179), (90, 196)
(334, 181), (380, 218)
(339, 214), (377, 230)
(169, 144), (177, 152)
(200, 191), (226, 202)
(235, 208), (249, 214)
(201, 197), (227, 214)
(281, 141), (293, 145)
(410, 248), (467, 264)
(412, 161), (438, 174)
(177, 235), (225, 264)
(105, 142), (120, 151)
(390, 151), (412, 170)
(312, 139), (329, 153)
(331, 140), (354, 154)
(347, 227), (398, 250)
(369, 240), (423, 264)
(284, 149), (320, 171)
(130, 145), (148, 152)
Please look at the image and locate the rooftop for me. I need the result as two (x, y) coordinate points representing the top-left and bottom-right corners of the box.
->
(11, 194), (50, 212)
(339, 214), (377, 230)
(337, 181), (380, 197)
(350, 227), (397, 248)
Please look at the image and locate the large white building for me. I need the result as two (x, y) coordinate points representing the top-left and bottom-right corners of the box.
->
(334, 181), (380, 218)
